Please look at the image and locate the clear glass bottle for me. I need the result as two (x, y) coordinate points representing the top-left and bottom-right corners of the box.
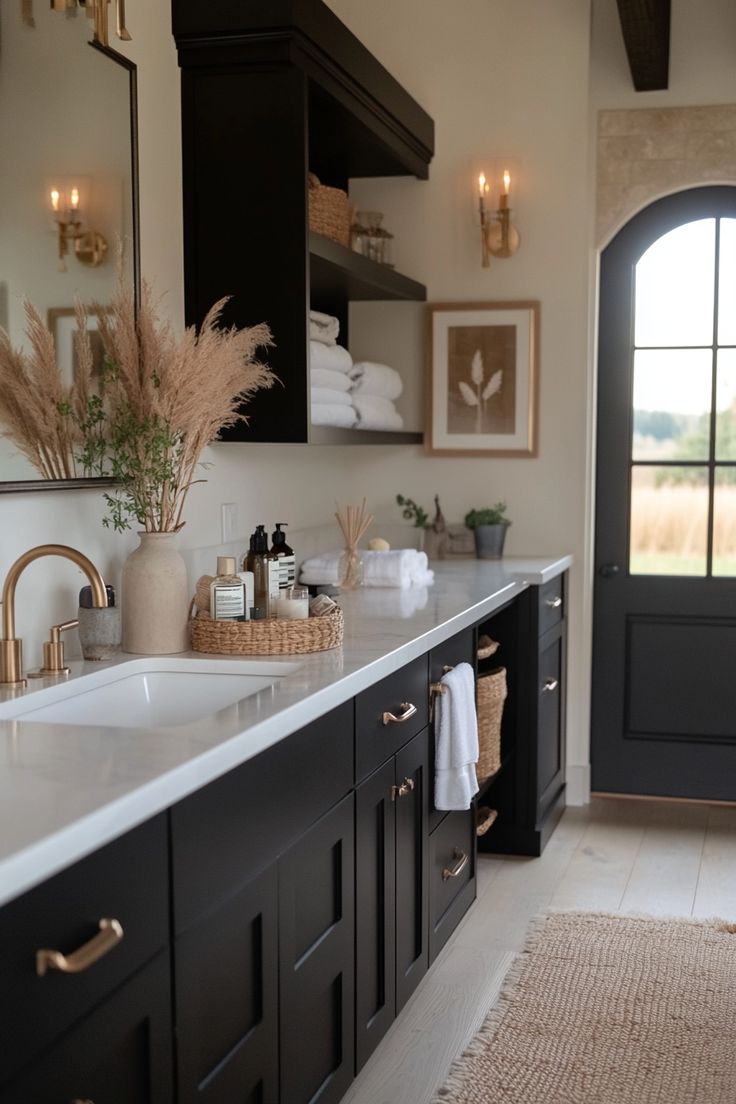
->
(338, 547), (364, 589)
(210, 556), (246, 621)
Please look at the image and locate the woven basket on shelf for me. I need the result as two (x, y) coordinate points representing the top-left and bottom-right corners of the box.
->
(477, 634), (499, 661)
(476, 666), (507, 782)
(190, 606), (343, 656)
(308, 172), (350, 247)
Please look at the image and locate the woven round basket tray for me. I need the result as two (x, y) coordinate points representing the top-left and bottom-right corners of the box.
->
(308, 172), (350, 247)
(190, 606), (343, 656)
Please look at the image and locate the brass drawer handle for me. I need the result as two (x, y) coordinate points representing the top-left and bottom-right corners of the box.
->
(542, 677), (559, 693)
(71, 1099), (95, 1103)
(442, 848), (469, 881)
(392, 777), (415, 800)
(382, 701), (418, 726)
(36, 918), (124, 977)
(545, 596), (562, 609)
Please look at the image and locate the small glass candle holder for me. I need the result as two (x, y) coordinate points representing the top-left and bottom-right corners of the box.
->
(274, 585), (310, 620)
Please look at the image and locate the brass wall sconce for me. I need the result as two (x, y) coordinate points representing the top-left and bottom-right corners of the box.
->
(23, 0), (131, 46)
(478, 170), (520, 267)
(48, 180), (108, 271)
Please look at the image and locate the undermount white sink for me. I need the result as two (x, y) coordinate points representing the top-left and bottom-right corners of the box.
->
(0, 657), (301, 729)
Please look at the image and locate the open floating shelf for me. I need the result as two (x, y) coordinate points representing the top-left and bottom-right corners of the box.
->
(309, 425), (423, 446)
(309, 233), (426, 303)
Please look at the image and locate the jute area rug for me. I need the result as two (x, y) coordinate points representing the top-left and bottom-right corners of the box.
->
(434, 911), (736, 1104)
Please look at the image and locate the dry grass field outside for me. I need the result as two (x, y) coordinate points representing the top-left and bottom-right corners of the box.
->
(630, 481), (736, 575)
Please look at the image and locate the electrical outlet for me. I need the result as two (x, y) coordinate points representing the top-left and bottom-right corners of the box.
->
(221, 502), (240, 544)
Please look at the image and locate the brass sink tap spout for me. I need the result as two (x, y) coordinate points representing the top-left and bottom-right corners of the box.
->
(0, 544), (108, 688)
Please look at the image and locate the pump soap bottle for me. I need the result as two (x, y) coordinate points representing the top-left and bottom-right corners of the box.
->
(248, 525), (280, 618)
(271, 523), (296, 589)
(210, 557), (246, 621)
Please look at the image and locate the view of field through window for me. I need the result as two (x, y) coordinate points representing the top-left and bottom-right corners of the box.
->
(630, 218), (736, 576)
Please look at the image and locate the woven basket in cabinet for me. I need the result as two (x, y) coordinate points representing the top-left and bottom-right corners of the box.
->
(476, 667), (506, 783)
(308, 172), (350, 247)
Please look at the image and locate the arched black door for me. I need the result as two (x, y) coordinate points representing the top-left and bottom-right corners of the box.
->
(593, 186), (736, 800)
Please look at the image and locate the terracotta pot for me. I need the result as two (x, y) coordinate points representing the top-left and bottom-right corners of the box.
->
(122, 532), (189, 654)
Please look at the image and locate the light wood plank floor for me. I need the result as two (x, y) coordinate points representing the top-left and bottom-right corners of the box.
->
(343, 796), (736, 1104)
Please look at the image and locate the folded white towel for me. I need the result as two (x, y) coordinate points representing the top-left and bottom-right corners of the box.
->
(311, 366), (352, 392)
(310, 403), (357, 428)
(311, 386), (353, 407)
(310, 341), (353, 374)
(434, 663), (479, 812)
(352, 394), (404, 431)
(309, 310), (339, 345)
(349, 361), (404, 401)
(300, 549), (434, 589)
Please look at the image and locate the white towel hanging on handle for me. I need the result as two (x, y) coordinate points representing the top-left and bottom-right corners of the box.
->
(434, 662), (479, 811)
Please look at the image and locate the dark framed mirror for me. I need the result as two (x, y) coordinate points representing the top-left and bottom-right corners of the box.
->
(0, 2), (139, 493)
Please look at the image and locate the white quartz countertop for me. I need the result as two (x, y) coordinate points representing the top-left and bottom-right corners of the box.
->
(0, 555), (570, 907)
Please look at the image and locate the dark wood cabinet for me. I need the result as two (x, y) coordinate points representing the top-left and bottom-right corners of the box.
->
(172, 0), (433, 444)
(4, 951), (173, 1104)
(355, 727), (429, 1071)
(280, 794), (355, 1104)
(478, 575), (568, 857)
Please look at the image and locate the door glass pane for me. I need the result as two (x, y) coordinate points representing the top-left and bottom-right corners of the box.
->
(629, 465), (708, 576)
(713, 469), (736, 576)
(718, 219), (736, 346)
(632, 349), (713, 461)
(716, 348), (736, 459)
(634, 219), (715, 348)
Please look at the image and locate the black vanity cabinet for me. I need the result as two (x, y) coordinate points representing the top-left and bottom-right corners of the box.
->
(0, 816), (172, 1101)
(172, 0), (434, 444)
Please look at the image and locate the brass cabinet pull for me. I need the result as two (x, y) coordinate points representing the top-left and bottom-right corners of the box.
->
(391, 777), (415, 800)
(71, 1099), (95, 1103)
(545, 595), (562, 609)
(442, 848), (469, 881)
(542, 677), (559, 693)
(36, 918), (124, 977)
(382, 701), (418, 726)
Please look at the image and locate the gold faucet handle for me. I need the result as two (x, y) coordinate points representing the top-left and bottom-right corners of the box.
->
(28, 619), (80, 680)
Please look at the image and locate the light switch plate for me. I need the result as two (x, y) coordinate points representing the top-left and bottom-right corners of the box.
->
(221, 502), (241, 543)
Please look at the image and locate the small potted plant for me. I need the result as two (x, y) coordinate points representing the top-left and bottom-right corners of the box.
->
(464, 503), (511, 560)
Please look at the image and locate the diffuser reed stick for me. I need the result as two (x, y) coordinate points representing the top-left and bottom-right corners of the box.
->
(334, 499), (373, 588)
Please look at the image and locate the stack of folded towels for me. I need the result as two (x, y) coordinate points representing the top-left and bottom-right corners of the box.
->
(309, 310), (405, 431)
(300, 548), (434, 589)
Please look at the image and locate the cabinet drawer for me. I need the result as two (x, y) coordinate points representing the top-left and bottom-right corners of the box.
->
(538, 576), (565, 637)
(172, 701), (353, 933)
(429, 809), (476, 963)
(0, 815), (168, 1087)
(355, 655), (429, 782)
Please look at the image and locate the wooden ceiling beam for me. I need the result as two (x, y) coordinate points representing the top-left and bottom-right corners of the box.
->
(615, 0), (671, 91)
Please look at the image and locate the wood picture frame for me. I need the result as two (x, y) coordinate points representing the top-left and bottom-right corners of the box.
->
(425, 300), (539, 456)
(47, 306), (108, 385)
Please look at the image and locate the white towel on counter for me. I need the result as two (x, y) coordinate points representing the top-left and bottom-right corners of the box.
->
(352, 394), (404, 431)
(311, 366), (352, 392)
(311, 386), (353, 407)
(310, 340), (352, 374)
(309, 310), (339, 345)
(434, 663), (479, 812)
(300, 549), (433, 589)
(310, 403), (357, 428)
(349, 361), (404, 401)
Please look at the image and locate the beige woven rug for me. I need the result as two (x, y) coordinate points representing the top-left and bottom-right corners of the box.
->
(435, 911), (736, 1104)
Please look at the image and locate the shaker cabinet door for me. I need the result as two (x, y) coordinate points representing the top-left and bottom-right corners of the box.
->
(395, 729), (429, 1013)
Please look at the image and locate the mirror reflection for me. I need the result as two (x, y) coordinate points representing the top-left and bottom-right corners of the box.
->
(0, 1), (137, 489)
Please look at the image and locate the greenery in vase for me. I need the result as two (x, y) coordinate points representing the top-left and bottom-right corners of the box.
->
(396, 493), (430, 529)
(76, 282), (275, 532)
(464, 503), (511, 529)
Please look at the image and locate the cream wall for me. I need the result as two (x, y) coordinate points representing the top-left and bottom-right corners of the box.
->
(17, 1), (733, 803)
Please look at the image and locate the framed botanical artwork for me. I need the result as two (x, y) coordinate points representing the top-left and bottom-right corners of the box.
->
(47, 306), (107, 386)
(426, 300), (539, 456)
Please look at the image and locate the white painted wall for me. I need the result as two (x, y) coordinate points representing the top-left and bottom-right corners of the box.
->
(4, 0), (733, 796)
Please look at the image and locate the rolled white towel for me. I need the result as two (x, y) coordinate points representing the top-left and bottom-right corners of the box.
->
(309, 310), (339, 345)
(300, 549), (433, 589)
(310, 404), (357, 429)
(311, 386), (353, 407)
(310, 340), (352, 374)
(352, 394), (404, 431)
(349, 362), (404, 401)
(311, 366), (352, 392)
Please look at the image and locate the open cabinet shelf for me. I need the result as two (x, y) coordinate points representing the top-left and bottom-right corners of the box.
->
(174, 0), (434, 444)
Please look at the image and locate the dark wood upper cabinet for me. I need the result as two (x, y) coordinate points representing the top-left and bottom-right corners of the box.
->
(172, 0), (434, 443)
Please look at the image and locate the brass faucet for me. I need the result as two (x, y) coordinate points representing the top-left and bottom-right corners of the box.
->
(0, 544), (108, 688)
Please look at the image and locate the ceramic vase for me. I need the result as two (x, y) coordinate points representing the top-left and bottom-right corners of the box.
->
(122, 532), (189, 654)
